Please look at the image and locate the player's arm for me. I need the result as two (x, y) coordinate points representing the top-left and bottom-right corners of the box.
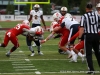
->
(53, 22), (65, 32)
(28, 15), (32, 22)
(78, 27), (84, 41)
(40, 15), (46, 29)
(41, 32), (55, 43)
(23, 28), (35, 34)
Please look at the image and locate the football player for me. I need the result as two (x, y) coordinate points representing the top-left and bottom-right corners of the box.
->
(0, 20), (30, 57)
(41, 12), (78, 61)
(28, 4), (46, 47)
(25, 26), (44, 56)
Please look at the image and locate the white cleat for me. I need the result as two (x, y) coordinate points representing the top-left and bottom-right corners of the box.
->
(30, 53), (35, 56)
(72, 54), (78, 62)
(38, 52), (43, 55)
(82, 55), (85, 63)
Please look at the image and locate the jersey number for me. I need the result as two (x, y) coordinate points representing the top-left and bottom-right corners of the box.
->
(34, 15), (38, 19)
(90, 16), (96, 24)
(15, 24), (21, 30)
(7, 32), (11, 37)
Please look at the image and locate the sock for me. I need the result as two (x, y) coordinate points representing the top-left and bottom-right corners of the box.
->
(37, 46), (40, 53)
(66, 50), (71, 55)
(71, 50), (75, 55)
(7, 51), (11, 55)
(28, 46), (34, 53)
(78, 52), (83, 57)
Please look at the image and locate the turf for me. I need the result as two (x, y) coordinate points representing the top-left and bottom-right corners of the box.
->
(0, 21), (100, 75)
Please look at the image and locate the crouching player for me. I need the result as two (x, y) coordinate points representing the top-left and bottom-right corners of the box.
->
(0, 20), (30, 57)
(24, 26), (44, 56)
(41, 12), (77, 61)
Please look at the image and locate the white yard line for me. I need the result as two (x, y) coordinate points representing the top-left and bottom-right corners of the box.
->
(13, 66), (35, 68)
(0, 71), (100, 74)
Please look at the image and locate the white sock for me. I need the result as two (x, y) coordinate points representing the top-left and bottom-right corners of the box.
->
(71, 50), (75, 55)
(66, 50), (71, 55)
(78, 52), (83, 57)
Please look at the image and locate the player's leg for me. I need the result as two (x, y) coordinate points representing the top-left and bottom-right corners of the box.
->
(6, 35), (19, 57)
(74, 41), (85, 62)
(34, 40), (43, 55)
(26, 36), (35, 56)
(0, 32), (9, 47)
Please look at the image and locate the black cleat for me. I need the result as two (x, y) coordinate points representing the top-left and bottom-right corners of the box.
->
(86, 71), (95, 75)
(6, 53), (10, 57)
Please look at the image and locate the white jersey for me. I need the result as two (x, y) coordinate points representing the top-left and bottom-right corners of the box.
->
(30, 10), (43, 24)
(62, 17), (79, 30)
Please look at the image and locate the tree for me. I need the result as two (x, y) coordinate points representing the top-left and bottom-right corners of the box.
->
(23, 4), (30, 15)
(6, 0), (15, 14)
(23, 0), (30, 15)
(80, 0), (89, 15)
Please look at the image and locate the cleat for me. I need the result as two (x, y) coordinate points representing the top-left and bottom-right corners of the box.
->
(30, 53), (35, 56)
(86, 71), (95, 75)
(72, 54), (77, 62)
(6, 53), (10, 57)
(82, 55), (85, 63)
(38, 52), (43, 55)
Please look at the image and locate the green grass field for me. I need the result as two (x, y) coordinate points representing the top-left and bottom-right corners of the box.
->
(0, 21), (100, 75)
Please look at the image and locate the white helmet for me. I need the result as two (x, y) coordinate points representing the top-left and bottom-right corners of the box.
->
(34, 4), (40, 8)
(35, 26), (44, 35)
(52, 12), (62, 21)
(50, 21), (58, 32)
(61, 7), (67, 11)
(96, 3), (100, 7)
(65, 13), (72, 18)
(22, 20), (30, 26)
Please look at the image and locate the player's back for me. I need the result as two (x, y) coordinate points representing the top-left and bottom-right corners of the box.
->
(10, 23), (30, 36)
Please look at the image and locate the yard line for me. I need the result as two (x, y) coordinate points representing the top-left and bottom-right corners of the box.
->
(12, 64), (33, 65)
(0, 58), (97, 61)
(12, 61), (26, 63)
(15, 69), (37, 71)
(0, 71), (100, 74)
(13, 66), (35, 68)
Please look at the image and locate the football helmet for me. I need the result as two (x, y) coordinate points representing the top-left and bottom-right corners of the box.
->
(35, 26), (44, 35)
(65, 13), (72, 18)
(50, 21), (59, 32)
(61, 7), (67, 11)
(52, 12), (62, 21)
(96, 3), (100, 7)
(34, 4), (40, 8)
(22, 20), (30, 26)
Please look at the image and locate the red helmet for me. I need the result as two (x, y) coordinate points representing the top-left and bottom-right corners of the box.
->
(50, 21), (60, 32)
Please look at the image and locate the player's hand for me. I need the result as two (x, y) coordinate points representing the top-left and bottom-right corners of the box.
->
(40, 39), (46, 44)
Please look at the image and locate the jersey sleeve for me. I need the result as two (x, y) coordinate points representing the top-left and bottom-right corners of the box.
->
(40, 10), (43, 15)
(30, 10), (33, 15)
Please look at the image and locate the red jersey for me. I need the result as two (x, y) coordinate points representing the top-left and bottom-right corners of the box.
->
(9, 24), (30, 36)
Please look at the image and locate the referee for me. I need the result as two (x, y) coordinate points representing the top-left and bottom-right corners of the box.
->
(78, 3), (100, 74)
